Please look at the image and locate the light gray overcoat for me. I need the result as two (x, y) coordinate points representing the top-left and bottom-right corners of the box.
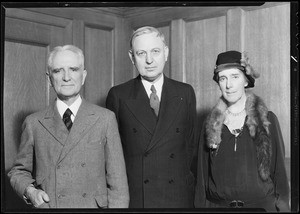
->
(8, 99), (129, 208)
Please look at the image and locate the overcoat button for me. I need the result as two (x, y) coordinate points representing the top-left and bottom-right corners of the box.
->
(133, 128), (137, 133)
(144, 179), (149, 184)
(82, 193), (87, 197)
(169, 179), (174, 184)
(81, 163), (86, 167)
(176, 128), (180, 133)
(170, 153), (175, 158)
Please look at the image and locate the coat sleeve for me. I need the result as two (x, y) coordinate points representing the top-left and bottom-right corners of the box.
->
(268, 111), (290, 211)
(7, 116), (36, 201)
(105, 111), (129, 208)
(186, 85), (199, 176)
(106, 87), (119, 122)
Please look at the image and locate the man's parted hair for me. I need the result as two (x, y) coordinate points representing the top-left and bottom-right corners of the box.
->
(47, 45), (84, 72)
(129, 26), (167, 50)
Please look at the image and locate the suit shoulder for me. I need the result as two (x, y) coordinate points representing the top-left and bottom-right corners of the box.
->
(84, 102), (116, 117)
(109, 78), (135, 91)
(25, 107), (50, 121)
(168, 78), (195, 91)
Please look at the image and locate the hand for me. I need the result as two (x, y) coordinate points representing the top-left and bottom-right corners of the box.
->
(25, 185), (50, 208)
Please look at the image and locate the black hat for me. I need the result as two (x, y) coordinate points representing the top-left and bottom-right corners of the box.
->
(213, 50), (257, 88)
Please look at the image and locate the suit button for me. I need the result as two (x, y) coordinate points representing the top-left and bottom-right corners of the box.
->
(133, 128), (137, 133)
(57, 165), (61, 169)
(169, 153), (175, 158)
(81, 163), (86, 167)
(82, 193), (87, 197)
(144, 179), (149, 184)
(176, 128), (180, 133)
(144, 152), (149, 157)
(169, 179), (174, 184)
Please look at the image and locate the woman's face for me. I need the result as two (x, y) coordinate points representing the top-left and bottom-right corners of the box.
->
(218, 68), (248, 105)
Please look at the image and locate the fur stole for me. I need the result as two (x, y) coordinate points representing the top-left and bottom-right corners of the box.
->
(205, 91), (272, 181)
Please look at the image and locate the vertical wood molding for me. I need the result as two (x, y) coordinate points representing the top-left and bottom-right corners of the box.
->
(111, 28), (116, 88)
(170, 19), (186, 82)
(72, 20), (85, 50)
(72, 20), (85, 96)
(226, 8), (245, 51)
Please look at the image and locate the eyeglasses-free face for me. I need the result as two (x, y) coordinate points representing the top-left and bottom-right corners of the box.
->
(218, 68), (248, 105)
(129, 32), (169, 82)
(48, 50), (87, 105)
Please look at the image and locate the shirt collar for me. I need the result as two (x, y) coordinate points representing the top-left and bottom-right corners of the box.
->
(56, 96), (82, 119)
(141, 74), (164, 100)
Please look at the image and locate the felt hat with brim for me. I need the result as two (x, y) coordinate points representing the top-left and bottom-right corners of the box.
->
(213, 50), (255, 88)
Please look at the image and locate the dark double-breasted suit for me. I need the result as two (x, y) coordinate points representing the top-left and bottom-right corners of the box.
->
(106, 75), (197, 208)
(8, 99), (129, 208)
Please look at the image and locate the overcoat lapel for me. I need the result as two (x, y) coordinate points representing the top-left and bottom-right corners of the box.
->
(146, 76), (182, 152)
(125, 76), (158, 135)
(57, 100), (100, 164)
(39, 103), (69, 146)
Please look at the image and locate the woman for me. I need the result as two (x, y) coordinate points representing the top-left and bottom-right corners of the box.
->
(194, 50), (290, 211)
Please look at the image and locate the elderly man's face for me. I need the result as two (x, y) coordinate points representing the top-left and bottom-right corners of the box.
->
(129, 32), (169, 82)
(48, 50), (87, 105)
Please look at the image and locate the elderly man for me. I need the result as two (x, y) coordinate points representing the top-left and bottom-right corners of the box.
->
(8, 45), (129, 208)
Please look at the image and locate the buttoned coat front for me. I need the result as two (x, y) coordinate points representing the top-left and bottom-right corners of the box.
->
(8, 99), (129, 208)
(106, 75), (197, 208)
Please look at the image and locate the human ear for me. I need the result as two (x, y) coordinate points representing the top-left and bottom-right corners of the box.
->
(164, 46), (169, 62)
(46, 72), (53, 87)
(128, 50), (135, 65)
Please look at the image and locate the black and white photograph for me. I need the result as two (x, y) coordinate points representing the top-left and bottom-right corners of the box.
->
(1, 1), (298, 212)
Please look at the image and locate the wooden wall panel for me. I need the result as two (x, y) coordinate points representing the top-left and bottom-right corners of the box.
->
(84, 26), (113, 106)
(4, 42), (48, 170)
(113, 18), (133, 85)
(243, 4), (290, 157)
(157, 25), (170, 78)
(185, 16), (226, 119)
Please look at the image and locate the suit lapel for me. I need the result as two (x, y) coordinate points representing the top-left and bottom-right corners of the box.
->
(125, 76), (157, 135)
(146, 76), (183, 152)
(39, 103), (69, 146)
(57, 100), (99, 164)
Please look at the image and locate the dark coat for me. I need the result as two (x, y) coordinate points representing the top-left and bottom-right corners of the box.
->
(106, 75), (197, 208)
(194, 92), (290, 211)
(8, 99), (129, 208)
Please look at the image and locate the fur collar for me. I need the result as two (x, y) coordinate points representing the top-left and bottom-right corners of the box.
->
(205, 91), (272, 180)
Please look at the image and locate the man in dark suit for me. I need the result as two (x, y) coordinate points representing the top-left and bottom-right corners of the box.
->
(106, 26), (197, 208)
(8, 45), (129, 208)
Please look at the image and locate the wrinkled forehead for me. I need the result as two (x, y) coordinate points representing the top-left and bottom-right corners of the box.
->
(131, 30), (166, 48)
(52, 50), (82, 68)
(132, 32), (166, 52)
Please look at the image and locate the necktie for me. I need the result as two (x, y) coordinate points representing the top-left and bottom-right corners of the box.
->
(150, 85), (160, 116)
(63, 108), (73, 131)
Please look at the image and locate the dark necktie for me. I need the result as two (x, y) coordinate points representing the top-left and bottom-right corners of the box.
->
(63, 108), (73, 131)
(150, 85), (160, 116)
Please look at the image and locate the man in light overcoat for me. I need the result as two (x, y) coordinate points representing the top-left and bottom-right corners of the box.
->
(8, 45), (129, 208)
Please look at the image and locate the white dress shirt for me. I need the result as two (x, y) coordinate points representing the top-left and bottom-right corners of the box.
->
(56, 96), (82, 122)
(141, 74), (164, 101)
